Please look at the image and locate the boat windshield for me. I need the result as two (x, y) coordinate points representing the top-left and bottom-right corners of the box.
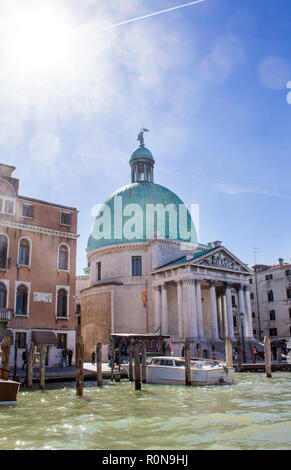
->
(174, 360), (185, 367)
(150, 359), (174, 366)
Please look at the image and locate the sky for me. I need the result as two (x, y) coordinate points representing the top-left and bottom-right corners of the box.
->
(0, 0), (291, 274)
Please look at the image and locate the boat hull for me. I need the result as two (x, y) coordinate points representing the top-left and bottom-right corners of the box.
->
(122, 364), (234, 386)
(0, 379), (20, 404)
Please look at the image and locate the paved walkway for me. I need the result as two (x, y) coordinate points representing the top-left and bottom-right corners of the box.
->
(9, 362), (127, 383)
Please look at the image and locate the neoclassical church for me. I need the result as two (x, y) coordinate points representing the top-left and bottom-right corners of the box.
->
(80, 131), (255, 359)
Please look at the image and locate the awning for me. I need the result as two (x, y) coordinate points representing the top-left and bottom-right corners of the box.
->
(31, 331), (57, 345)
(0, 330), (13, 345)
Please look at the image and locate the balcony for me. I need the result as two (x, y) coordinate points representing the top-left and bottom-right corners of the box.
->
(0, 308), (12, 328)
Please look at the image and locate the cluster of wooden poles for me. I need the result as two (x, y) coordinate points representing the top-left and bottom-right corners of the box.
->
(75, 335), (274, 395)
(0, 333), (273, 393)
(0, 337), (47, 389)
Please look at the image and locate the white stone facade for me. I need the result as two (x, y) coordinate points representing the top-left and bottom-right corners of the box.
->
(250, 259), (291, 341)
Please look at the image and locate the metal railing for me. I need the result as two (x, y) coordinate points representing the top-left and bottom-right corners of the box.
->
(0, 308), (12, 322)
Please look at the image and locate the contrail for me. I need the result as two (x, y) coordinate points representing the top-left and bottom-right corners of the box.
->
(102, 0), (206, 30)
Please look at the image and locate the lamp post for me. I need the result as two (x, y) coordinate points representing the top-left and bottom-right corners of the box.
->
(240, 312), (246, 363)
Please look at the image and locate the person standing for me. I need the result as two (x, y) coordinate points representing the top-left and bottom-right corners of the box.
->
(91, 350), (96, 365)
(22, 350), (27, 370)
(62, 348), (68, 368)
(68, 349), (73, 367)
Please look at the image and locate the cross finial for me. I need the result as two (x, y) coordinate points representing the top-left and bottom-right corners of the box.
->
(137, 128), (149, 148)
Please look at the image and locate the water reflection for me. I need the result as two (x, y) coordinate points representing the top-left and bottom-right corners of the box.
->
(0, 373), (291, 450)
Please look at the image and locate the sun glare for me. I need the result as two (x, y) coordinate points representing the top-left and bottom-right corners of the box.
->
(3, 4), (73, 78)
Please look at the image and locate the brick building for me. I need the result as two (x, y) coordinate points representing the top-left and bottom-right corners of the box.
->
(0, 163), (78, 367)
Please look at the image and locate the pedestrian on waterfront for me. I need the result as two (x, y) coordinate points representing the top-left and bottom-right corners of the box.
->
(253, 347), (258, 363)
(68, 349), (73, 367)
(22, 350), (26, 370)
(91, 350), (96, 365)
(62, 348), (68, 368)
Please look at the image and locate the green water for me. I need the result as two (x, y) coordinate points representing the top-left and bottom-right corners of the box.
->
(0, 373), (291, 450)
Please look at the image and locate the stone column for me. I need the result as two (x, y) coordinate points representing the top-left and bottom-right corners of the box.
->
(217, 295), (223, 339)
(225, 283), (234, 339)
(209, 281), (219, 340)
(161, 284), (168, 335)
(222, 292), (228, 339)
(154, 286), (161, 332)
(182, 281), (190, 337)
(195, 280), (204, 339)
(244, 286), (254, 338)
(177, 281), (184, 338)
(237, 286), (247, 338)
(189, 280), (198, 338)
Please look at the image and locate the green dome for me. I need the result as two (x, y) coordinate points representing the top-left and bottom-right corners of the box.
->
(130, 146), (155, 163)
(87, 182), (197, 252)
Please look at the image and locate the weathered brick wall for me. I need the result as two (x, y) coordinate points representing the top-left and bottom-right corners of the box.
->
(80, 286), (112, 361)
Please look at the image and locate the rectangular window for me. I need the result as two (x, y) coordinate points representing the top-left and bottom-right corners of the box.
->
(269, 328), (277, 337)
(22, 204), (34, 218)
(250, 293), (254, 300)
(57, 333), (67, 349)
(265, 274), (273, 280)
(4, 200), (14, 214)
(252, 312), (256, 318)
(289, 308), (291, 319)
(267, 290), (274, 302)
(231, 295), (236, 307)
(15, 332), (27, 349)
(60, 212), (71, 226)
(97, 262), (101, 281)
(287, 288), (291, 300)
(132, 256), (142, 276)
(270, 310), (276, 321)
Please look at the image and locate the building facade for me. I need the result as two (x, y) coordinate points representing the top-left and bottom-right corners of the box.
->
(80, 132), (256, 360)
(0, 163), (78, 367)
(251, 259), (291, 342)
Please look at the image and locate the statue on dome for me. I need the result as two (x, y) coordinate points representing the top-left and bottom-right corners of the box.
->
(137, 128), (149, 147)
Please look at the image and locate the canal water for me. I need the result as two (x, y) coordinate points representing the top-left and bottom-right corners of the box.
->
(0, 373), (290, 450)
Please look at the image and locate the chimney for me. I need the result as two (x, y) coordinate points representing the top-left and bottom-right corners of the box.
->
(279, 258), (284, 268)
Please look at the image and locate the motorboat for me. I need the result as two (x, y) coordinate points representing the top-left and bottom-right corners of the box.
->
(123, 356), (234, 385)
(0, 378), (21, 404)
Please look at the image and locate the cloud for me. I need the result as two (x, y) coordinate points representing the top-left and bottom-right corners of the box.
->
(215, 180), (291, 200)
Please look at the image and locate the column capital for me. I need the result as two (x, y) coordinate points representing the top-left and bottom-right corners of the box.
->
(224, 282), (233, 289)
(244, 285), (251, 292)
(153, 286), (161, 292)
(208, 280), (216, 288)
(161, 283), (167, 291)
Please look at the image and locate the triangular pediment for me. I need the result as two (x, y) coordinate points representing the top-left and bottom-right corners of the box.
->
(191, 246), (252, 274)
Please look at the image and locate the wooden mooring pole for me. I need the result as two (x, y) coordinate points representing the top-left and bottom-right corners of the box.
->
(128, 344), (133, 382)
(141, 342), (147, 384)
(225, 339), (233, 369)
(96, 343), (102, 387)
(39, 344), (46, 390)
(26, 342), (34, 388)
(76, 333), (84, 396)
(184, 338), (191, 386)
(264, 335), (272, 378)
(13, 343), (18, 381)
(0, 336), (11, 380)
(133, 341), (141, 391)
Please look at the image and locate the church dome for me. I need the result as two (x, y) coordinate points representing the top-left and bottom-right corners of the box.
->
(129, 146), (155, 163)
(87, 130), (197, 252)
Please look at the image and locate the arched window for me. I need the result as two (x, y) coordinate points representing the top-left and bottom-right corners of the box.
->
(57, 289), (67, 317)
(58, 245), (69, 270)
(0, 283), (7, 308)
(16, 284), (28, 315)
(18, 238), (30, 266)
(267, 290), (274, 302)
(0, 235), (8, 269)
